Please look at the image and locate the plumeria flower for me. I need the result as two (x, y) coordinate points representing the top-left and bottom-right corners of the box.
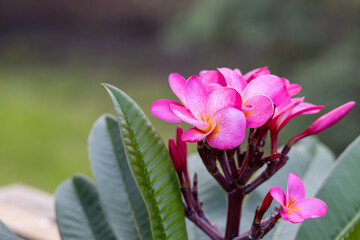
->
(216, 67), (291, 128)
(288, 101), (356, 146)
(270, 173), (327, 223)
(151, 74), (246, 149)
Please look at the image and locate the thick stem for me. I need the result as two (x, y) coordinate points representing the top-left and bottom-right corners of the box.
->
(225, 190), (244, 240)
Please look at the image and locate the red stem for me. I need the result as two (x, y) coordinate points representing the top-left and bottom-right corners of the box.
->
(225, 190), (244, 240)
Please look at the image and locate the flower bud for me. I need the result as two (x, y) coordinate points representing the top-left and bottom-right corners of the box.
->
(288, 101), (355, 146)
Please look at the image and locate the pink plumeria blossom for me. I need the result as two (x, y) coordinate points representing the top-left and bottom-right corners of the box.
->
(216, 67), (291, 128)
(270, 173), (327, 223)
(151, 74), (246, 149)
(288, 101), (356, 146)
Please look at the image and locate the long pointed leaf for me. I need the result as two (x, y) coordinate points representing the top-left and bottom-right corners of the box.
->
(55, 174), (117, 240)
(103, 84), (187, 240)
(296, 136), (360, 240)
(88, 114), (152, 239)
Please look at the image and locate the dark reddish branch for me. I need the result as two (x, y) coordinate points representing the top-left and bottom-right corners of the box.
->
(234, 208), (281, 240)
(224, 190), (244, 240)
(182, 174), (224, 240)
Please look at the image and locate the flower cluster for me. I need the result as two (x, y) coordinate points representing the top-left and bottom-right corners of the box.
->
(151, 66), (354, 150)
(152, 67), (355, 239)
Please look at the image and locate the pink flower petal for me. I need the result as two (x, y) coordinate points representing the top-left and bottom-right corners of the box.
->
(286, 173), (305, 206)
(206, 108), (246, 149)
(291, 102), (324, 115)
(270, 186), (286, 208)
(170, 104), (209, 131)
(280, 208), (305, 223)
(169, 73), (187, 106)
(283, 78), (302, 97)
(242, 75), (290, 106)
(206, 83), (223, 92)
(150, 99), (183, 122)
(218, 67), (247, 93)
(242, 94), (274, 128)
(243, 66), (270, 82)
(182, 127), (214, 142)
(185, 75), (208, 120)
(290, 198), (327, 219)
(204, 87), (242, 118)
(288, 84), (302, 97)
(276, 102), (324, 132)
(199, 70), (227, 87)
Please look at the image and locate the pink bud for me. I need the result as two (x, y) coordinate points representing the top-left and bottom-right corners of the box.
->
(176, 125), (187, 167)
(260, 192), (273, 213)
(169, 138), (182, 172)
(169, 126), (188, 172)
(288, 101), (355, 146)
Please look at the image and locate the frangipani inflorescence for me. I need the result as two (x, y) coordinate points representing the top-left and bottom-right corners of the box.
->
(151, 66), (354, 150)
(151, 66), (355, 239)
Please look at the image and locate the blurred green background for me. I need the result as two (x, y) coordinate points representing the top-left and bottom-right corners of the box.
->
(0, 0), (359, 193)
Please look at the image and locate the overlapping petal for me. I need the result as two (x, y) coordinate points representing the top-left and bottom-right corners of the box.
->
(199, 70), (227, 87)
(150, 99), (183, 122)
(290, 198), (327, 219)
(242, 75), (290, 106)
(279, 209), (304, 223)
(204, 87), (242, 118)
(182, 126), (215, 142)
(170, 104), (209, 131)
(206, 108), (246, 149)
(185, 75), (208, 120)
(243, 66), (270, 82)
(270, 186), (286, 208)
(242, 94), (274, 128)
(217, 67), (247, 93)
(286, 173), (305, 206)
(169, 73), (187, 106)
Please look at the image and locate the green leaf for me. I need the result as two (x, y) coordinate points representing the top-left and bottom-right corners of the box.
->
(296, 136), (360, 240)
(88, 114), (152, 239)
(0, 221), (21, 240)
(55, 174), (117, 240)
(344, 219), (360, 240)
(0, 221), (14, 235)
(103, 84), (187, 240)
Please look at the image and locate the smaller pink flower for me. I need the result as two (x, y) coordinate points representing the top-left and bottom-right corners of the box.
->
(270, 173), (327, 223)
(288, 101), (356, 146)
